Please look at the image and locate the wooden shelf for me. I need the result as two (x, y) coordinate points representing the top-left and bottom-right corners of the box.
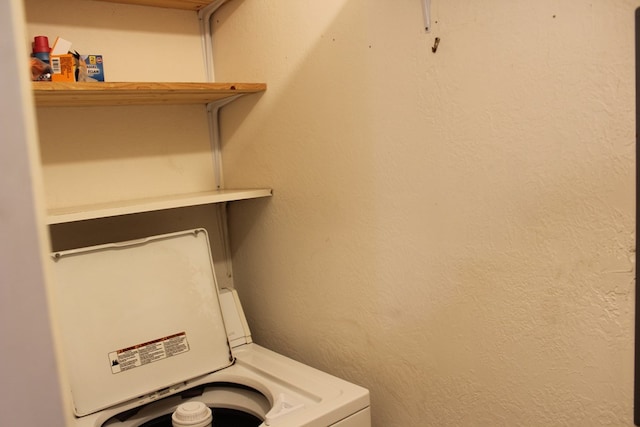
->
(33, 82), (266, 107)
(46, 189), (272, 224)
(95, 0), (212, 11)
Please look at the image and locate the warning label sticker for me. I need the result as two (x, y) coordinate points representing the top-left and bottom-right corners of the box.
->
(109, 332), (189, 374)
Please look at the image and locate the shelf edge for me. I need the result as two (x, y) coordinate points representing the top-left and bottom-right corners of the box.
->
(32, 82), (267, 107)
(46, 189), (272, 224)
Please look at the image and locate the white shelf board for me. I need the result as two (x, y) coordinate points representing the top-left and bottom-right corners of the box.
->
(47, 188), (272, 224)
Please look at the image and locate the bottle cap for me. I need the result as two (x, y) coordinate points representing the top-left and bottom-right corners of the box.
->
(171, 401), (213, 427)
(33, 36), (50, 53)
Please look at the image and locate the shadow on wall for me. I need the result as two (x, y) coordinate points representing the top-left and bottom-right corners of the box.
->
(220, 0), (636, 426)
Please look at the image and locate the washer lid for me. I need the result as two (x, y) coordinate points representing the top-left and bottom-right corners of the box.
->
(50, 229), (233, 417)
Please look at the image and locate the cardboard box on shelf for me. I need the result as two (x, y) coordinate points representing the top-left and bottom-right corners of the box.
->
(81, 55), (105, 82)
(50, 54), (75, 82)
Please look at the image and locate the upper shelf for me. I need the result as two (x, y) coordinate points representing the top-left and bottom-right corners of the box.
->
(32, 82), (266, 107)
(95, 0), (212, 10)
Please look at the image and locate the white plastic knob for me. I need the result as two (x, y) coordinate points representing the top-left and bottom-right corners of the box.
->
(171, 401), (213, 427)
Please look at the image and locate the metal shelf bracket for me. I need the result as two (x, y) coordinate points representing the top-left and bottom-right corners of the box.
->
(199, 0), (231, 81)
(422, 0), (432, 32)
(200, 0), (239, 282)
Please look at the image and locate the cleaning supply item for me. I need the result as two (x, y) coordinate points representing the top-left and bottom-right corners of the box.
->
(172, 401), (213, 427)
(30, 36), (52, 81)
(32, 36), (50, 63)
(50, 37), (75, 82)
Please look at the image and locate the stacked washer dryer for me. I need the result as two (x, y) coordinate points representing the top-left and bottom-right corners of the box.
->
(50, 229), (371, 427)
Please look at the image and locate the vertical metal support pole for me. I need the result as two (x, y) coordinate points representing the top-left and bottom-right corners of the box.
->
(634, 7), (640, 426)
(207, 95), (241, 190)
(199, 0), (237, 282)
(218, 202), (233, 278)
(206, 96), (241, 281)
(198, 0), (230, 81)
(206, 102), (223, 189)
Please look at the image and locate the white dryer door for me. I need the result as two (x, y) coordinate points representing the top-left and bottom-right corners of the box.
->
(50, 229), (233, 417)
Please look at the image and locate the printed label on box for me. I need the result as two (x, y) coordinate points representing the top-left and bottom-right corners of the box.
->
(50, 54), (75, 82)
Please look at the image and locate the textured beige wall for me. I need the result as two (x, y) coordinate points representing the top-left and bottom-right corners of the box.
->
(218, 0), (637, 425)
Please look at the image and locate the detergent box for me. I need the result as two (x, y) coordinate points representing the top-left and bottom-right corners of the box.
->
(50, 53), (75, 82)
(49, 37), (74, 82)
(81, 54), (105, 82)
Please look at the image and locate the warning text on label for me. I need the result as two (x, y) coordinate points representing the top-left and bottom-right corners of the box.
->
(109, 332), (189, 374)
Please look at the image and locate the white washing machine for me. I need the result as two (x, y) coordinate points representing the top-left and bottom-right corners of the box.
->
(50, 229), (370, 427)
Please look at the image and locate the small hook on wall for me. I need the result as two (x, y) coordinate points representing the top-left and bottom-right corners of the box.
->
(431, 37), (440, 53)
